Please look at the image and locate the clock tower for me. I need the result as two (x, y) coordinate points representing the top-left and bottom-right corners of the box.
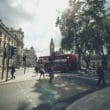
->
(50, 38), (55, 56)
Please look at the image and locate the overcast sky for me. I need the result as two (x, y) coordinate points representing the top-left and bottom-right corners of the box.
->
(0, 0), (110, 57)
(0, 0), (69, 57)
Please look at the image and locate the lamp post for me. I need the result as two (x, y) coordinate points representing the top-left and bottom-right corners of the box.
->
(1, 42), (6, 80)
(67, 56), (70, 72)
(5, 44), (11, 81)
(23, 55), (26, 74)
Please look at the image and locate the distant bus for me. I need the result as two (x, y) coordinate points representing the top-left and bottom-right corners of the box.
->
(38, 54), (78, 73)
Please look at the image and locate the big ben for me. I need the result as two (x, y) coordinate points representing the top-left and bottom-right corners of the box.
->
(50, 38), (55, 56)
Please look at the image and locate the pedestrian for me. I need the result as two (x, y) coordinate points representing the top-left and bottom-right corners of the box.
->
(96, 66), (106, 86)
(48, 64), (54, 84)
(39, 65), (45, 79)
(11, 64), (16, 79)
(35, 65), (39, 73)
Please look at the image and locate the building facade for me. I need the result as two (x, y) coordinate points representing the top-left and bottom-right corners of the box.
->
(23, 47), (37, 67)
(0, 19), (24, 71)
(10, 28), (24, 67)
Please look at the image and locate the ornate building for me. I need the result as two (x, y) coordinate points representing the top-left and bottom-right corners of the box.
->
(23, 47), (37, 67)
(0, 19), (24, 70)
(10, 28), (24, 66)
(50, 38), (55, 56)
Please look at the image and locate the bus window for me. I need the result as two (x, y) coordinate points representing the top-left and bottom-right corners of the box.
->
(38, 54), (78, 73)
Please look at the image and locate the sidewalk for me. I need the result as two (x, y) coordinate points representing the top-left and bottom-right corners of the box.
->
(76, 70), (110, 82)
(66, 86), (110, 110)
(1, 68), (110, 110)
(0, 67), (37, 84)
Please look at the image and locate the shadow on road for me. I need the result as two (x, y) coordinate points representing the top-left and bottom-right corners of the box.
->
(17, 102), (29, 110)
(32, 104), (50, 110)
(30, 75), (109, 110)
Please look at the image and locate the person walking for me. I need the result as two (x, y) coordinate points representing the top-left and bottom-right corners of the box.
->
(11, 64), (16, 79)
(39, 65), (45, 79)
(35, 65), (39, 73)
(96, 66), (106, 86)
(48, 64), (54, 84)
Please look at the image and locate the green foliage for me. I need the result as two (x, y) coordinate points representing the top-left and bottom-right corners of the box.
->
(56, 0), (110, 68)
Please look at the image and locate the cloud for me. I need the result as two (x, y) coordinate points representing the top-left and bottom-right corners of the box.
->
(0, 0), (38, 27)
(0, 0), (68, 57)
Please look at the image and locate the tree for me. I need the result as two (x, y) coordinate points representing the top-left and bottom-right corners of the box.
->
(56, 0), (110, 69)
(56, 0), (84, 68)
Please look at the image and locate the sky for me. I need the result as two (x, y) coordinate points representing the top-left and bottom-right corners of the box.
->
(0, 0), (69, 57)
(0, 0), (109, 57)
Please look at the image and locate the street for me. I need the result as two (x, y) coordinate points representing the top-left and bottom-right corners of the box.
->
(0, 68), (108, 110)
(0, 0), (110, 110)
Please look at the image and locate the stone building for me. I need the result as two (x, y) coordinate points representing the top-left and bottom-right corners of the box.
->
(9, 28), (24, 66)
(0, 19), (24, 70)
(23, 47), (37, 67)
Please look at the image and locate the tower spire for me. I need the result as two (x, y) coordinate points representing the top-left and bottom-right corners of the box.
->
(50, 38), (55, 56)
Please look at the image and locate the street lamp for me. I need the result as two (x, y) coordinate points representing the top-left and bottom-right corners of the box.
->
(1, 41), (6, 80)
(67, 56), (69, 72)
(23, 55), (26, 74)
(5, 43), (11, 81)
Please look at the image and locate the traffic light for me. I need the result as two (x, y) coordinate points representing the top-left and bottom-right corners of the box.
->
(12, 47), (17, 55)
(23, 55), (26, 62)
(3, 47), (7, 59)
(10, 46), (17, 58)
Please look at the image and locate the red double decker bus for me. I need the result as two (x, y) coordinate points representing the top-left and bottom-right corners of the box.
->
(38, 54), (78, 73)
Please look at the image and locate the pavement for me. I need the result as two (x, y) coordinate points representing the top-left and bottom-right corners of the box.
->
(0, 67), (110, 84)
(50, 69), (110, 110)
(0, 68), (110, 110)
(0, 67), (37, 84)
(64, 69), (110, 110)
(66, 86), (110, 110)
